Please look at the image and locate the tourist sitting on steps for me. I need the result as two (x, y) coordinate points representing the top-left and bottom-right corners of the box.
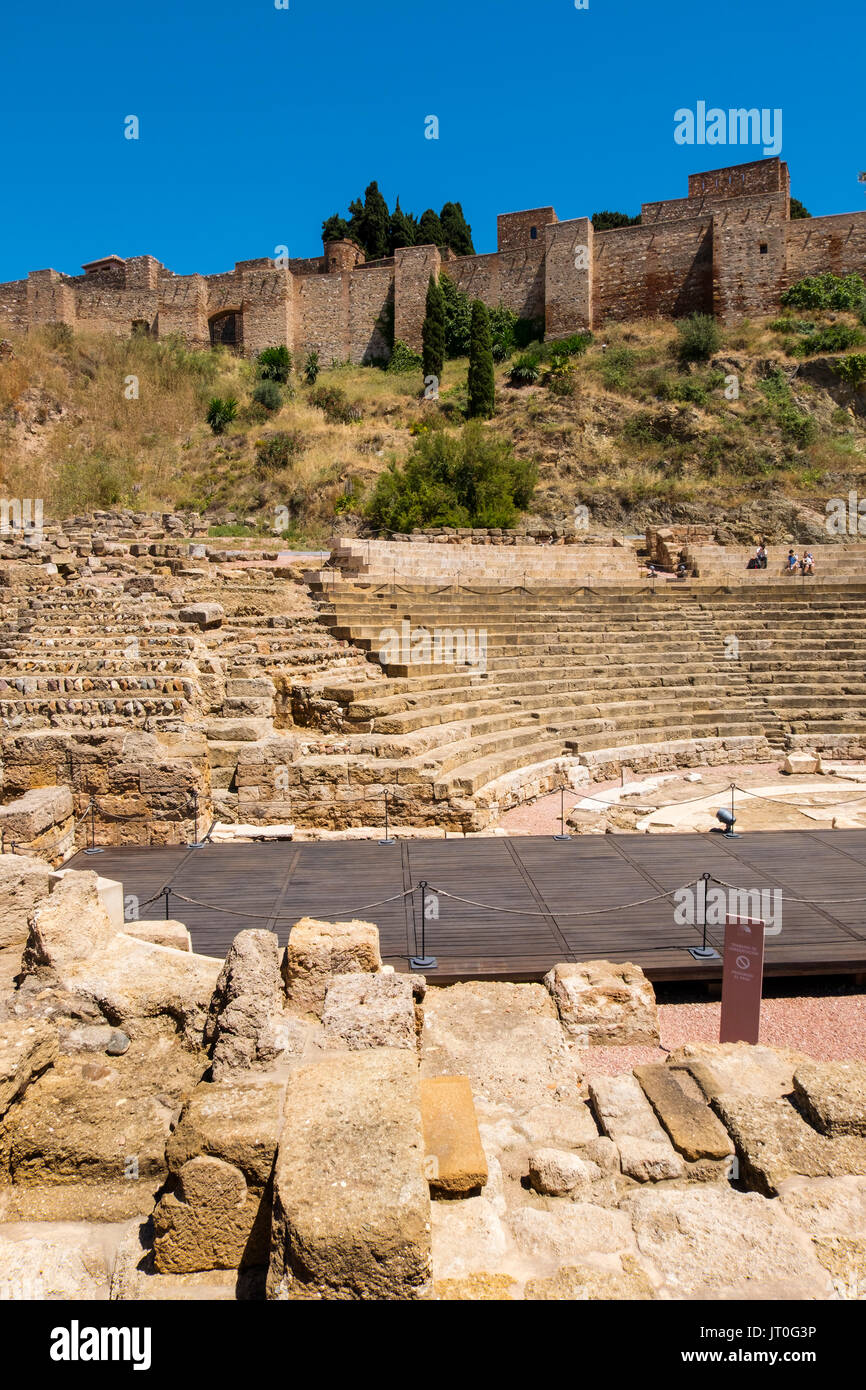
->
(756, 542), (768, 569)
(800, 550), (815, 575)
(786, 549), (799, 572)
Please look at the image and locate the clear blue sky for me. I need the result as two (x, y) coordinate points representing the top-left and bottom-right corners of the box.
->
(2, 0), (863, 281)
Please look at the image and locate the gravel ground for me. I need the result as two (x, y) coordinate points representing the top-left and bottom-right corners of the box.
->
(577, 982), (866, 1077)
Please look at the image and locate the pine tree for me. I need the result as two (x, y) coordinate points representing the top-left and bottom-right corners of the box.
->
(467, 299), (495, 419)
(388, 197), (416, 252)
(345, 198), (366, 251)
(358, 181), (390, 260)
(440, 202), (475, 255)
(322, 214), (350, 243)
(417, 208), (445, 247)
(422, 274), (446, 385)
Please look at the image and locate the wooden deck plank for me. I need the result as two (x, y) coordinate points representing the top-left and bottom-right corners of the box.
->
(68, 829), (866, 982)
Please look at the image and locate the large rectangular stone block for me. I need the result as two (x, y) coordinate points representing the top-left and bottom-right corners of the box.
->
(268, 1051), (431, 1299)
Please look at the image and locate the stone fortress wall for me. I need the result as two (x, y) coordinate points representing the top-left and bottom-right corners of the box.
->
(2, 159), (866, 365)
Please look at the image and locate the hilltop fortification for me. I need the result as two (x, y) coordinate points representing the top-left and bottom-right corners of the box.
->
(2, 158), (865, 364)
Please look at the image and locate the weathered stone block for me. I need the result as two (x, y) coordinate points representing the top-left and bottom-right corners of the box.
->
(793, 1061), (866, 1137)
(166, 1078), (285, 1189)
(281, 917), (381, 1017)
(543, 959), (659, 1046)
(420, 1075), (488, 1196)
(322, 971), (417, 1051)
(0, 853), (51, 950)
(0, 1019), (58, 1117)
(635, 1063), (733, 1161)
(153, 1154), (269, 1273)
(268, 1051), (431, 1300)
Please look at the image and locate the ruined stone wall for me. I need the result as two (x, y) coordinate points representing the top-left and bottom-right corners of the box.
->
(394, 245), (441, 352)
(26, 271), (77, 330)
(296, 272), (350, 364)
(157, 276), (209, 348)
(2, 159), (863, 355)
(593, 218), (714, 322)
(713, 195), (790, 322)
(348, 266), (392, 364)
(545, 218), (593, 337)
(785, 212), (866, 285)
(0, 279), (29, 334)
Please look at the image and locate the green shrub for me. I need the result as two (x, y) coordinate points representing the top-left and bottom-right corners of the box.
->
(514, 317), (546, 350)
(547, 332), (592, 360)
(834, 354), (866, 389)
(309, 384), (362, 423)
(365, 421), (536, 532)
(206, 397), (239, 434)
(439, 274), (473, 358)
(545, 364), (576, 396)
(303, 350), (320, 385)
(386, 340), (423, 374)
(676, 313), (721, 364)
(781, 272), (866, 312)
(792, 323), (864, 357)
(510, 352), (542, 386)
(769, 316), (816, 335)
(256, 346), (292, 383)
(757, 370), (816, 446)
(600, 345), (637, 392)
(255, 430), (306, 471)
(489, 306), (518, 362)
(252, 379), (284, 411)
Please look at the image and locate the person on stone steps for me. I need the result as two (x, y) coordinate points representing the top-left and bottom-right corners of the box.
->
(800, 550), (814, 575)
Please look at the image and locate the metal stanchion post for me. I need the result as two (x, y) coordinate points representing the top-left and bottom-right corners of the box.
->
(378, 791), (396, 846)
(553, 785), (571, 841)
(689, 870), (720, 961)
(163, 886), (172, 921)
(187, 791), (207, 849)
(84, 799), (103, 855)
(410, 880), (437, 970)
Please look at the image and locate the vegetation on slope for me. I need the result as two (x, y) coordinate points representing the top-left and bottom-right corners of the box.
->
(1, 274), (866, 545)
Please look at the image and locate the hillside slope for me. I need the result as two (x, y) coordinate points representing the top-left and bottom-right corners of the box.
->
(1, 311), (865, 544)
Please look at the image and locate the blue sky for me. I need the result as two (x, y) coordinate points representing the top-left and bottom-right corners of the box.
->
(1, 0), (863, 281)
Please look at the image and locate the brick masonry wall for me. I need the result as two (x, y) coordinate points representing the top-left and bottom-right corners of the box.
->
(349, 266), (392, 364)
(545, 218), (593, 335)
(394, 245), (441, 351)
(157, 276), (209, 348)
(0, 279), (30, 333)
(296, 272), (350, 363)
(713, 195), (789, 321)
(594, 218), (713, 321)
(1, 160), (863, 355)
(785, 212), (866, 285)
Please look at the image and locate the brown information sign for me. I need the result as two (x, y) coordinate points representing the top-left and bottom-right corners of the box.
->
(719, 915), (766, 1046)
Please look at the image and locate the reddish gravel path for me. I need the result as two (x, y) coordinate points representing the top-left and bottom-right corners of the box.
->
(577, 985), (866, 1077)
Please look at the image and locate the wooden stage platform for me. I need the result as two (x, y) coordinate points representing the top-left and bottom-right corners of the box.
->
(69, 830), (866, 983)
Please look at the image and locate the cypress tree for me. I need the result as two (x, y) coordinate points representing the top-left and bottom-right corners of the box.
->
(467, 299), (495, 419)
(440, 201), (475, 255)
(422, 274), (446, 384)
(417, 208), (445, 247)
(388, 197), (416, 252)
(359, 181), (390, 260)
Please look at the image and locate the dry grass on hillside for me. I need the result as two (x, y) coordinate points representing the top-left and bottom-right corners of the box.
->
(1, 312), (864, 542)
